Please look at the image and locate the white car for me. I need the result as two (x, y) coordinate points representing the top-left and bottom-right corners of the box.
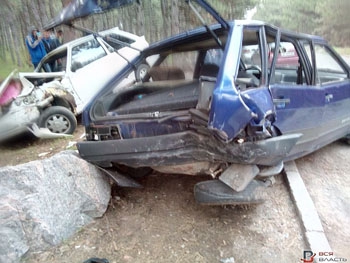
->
(0, 27), (149, 142)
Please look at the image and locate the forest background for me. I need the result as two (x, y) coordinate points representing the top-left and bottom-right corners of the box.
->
(0, 0), (349, 79)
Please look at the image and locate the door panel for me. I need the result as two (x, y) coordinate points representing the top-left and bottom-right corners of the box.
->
(315, 44), (350, 144)
(271, 84), (325, 143)
(269, 38), (327, 159)
(322, 81), (350, 142)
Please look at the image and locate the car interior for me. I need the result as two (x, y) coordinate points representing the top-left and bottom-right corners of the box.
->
(93, 28), (267, 120)
(103, 53), (221, 118)
(91, 26), (348, 124)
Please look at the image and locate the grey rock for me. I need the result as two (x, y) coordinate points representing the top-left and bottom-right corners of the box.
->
(0, 151), (111, 263)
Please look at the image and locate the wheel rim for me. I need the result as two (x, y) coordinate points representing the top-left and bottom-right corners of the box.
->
(45, 114), (71, 133)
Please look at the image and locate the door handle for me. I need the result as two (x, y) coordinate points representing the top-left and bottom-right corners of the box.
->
(273, 97), (290, 109)
(325, 93), (333, 102)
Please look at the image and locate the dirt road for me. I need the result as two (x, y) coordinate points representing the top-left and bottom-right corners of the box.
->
(1, 127), (349, 262)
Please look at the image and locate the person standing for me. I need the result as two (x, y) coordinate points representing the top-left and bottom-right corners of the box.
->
(53, 30), (63, 71)
(42, 29), (62, 71)
(42, 30), (53, 53)
(42, 29), (61, 53)
(56, 29), (64, 45)
(25, 26), (47, 69)
(42, 30), (56, 71)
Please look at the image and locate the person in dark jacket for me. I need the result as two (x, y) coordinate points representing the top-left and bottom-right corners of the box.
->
(25, 26), (47, 69)
(42, 29), (60, 53)
(42, 29), (62, 71)
(56, 29), (64, 45)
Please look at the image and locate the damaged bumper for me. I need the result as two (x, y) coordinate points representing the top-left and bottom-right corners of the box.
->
(77, 131), (302, 167)
(0, 106), (40, 142)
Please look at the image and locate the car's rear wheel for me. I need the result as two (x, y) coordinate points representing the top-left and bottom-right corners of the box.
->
(38, 106), (77, 134)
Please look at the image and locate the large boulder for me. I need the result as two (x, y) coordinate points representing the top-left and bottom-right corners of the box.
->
(0, 151), (111, 263)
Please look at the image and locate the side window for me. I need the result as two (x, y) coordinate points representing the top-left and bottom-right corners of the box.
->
(200, 49), (223, 78)
(37, 50), (67, 72)
(270, 40), (306, 85)
(104, 33), (135, 50)
(148, 51), (197, 81)
(71, 39), (106, 72)
(303, 43), (313, 66)
(314, 44), (348, 84)
(241, 29), (261, 69)
(242, 44), (259, 66)
(239, 28), (261, 89)
(204, 49), (223, 67)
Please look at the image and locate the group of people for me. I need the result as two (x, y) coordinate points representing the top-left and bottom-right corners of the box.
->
(25, 26), (63, 69)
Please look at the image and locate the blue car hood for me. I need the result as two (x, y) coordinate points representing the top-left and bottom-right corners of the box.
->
(45, 0), (137, 29)
(45, 0), (230, 32)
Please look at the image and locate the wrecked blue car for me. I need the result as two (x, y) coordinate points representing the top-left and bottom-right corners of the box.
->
(49, 0), (350, 205)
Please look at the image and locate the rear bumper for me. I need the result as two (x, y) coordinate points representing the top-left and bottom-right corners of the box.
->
(0, 107), (40, 142)
(77, 131), (301, 167)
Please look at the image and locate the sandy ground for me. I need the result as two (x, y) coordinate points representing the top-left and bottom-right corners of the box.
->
(23, 174), (305, 263)
(0, 126), (349, 262)
(295, 141), (350, 258)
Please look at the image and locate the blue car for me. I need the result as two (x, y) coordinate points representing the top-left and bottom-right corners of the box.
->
(48, 0), (350, 205)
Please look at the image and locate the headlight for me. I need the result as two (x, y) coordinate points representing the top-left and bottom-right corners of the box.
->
(22, 95), (37, 105)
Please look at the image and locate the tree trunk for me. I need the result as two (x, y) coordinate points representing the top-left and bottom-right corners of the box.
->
(171, 0), (180, 36)
(161, 0), (170, 38)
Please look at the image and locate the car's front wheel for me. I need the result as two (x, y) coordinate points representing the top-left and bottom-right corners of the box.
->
(38, 106), (77, 134)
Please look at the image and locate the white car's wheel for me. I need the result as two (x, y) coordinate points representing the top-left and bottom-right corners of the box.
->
(38, 106), (77, 134)
(136, 63), (150, 81)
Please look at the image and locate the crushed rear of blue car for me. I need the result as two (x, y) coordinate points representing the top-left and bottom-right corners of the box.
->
(50, 0), (350, 205)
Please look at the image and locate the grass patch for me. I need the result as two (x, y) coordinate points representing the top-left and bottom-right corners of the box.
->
(0, 56), (32, 81)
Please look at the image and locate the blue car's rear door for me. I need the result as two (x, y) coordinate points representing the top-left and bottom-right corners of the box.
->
(313, 43), (350, 145)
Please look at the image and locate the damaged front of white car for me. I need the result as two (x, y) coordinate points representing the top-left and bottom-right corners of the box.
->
(0, 24), (149, 142)
(0, 70), (76, 142)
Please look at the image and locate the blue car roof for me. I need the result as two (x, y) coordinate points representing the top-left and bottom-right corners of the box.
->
(144, 20), (327, 55)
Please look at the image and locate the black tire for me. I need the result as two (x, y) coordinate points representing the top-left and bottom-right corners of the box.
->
(38, 106), (77, 134)
(136, 63), (150, 81)
(342, 134), (350, 145)
(116, 164), (153, 178)
(127, 167), (153, 178)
